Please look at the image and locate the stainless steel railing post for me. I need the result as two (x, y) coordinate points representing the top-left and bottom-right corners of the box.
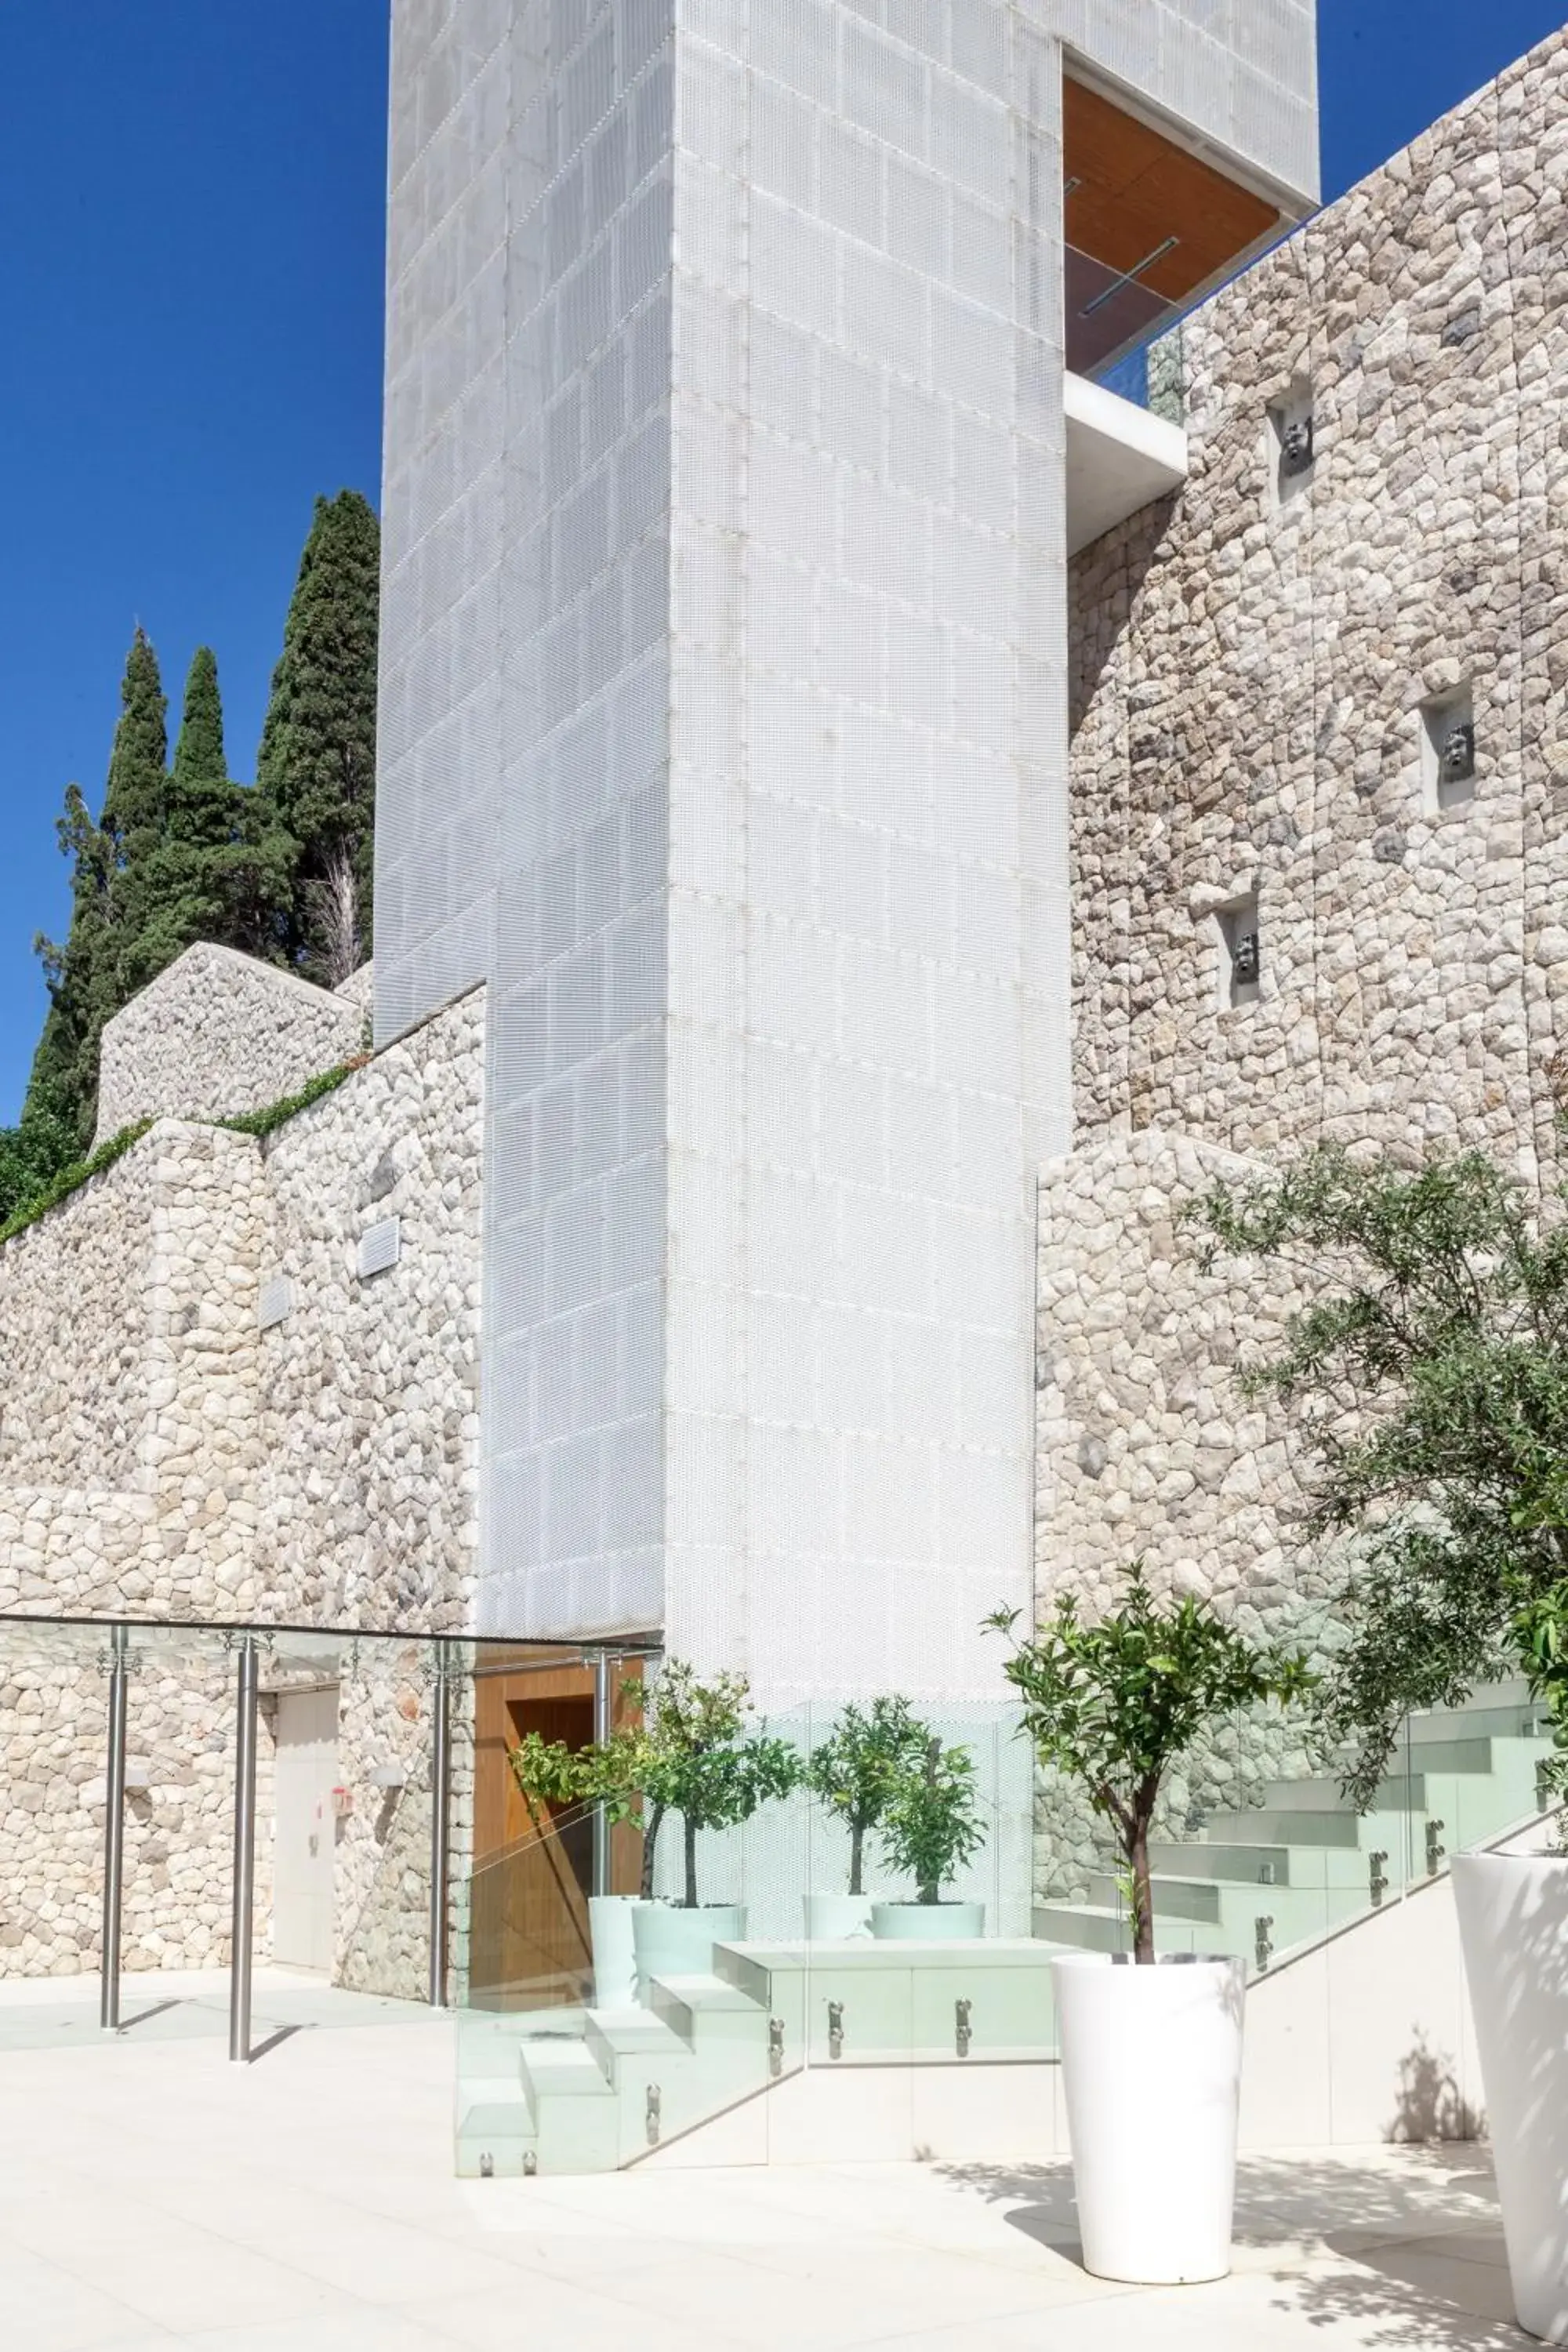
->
(590, 1651), (613, 1899)
(228, 1636), (259, 2063)
(99, 1625), (129, 2032)
(428, 1648), (451, 2008)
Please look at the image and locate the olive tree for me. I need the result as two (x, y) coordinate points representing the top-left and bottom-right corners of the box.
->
(1193, 1142), (1568, 1802)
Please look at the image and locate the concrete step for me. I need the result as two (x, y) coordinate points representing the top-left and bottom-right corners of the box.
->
(1389, 1737), (1494, 1775)
(1201, 1806), (1399, 1849)
(1405, 1686), (1543, 1744)
(1148, 1840), (1292, 1884)
(583, 2006), (688, 2085)
(514, 2034), (625, 2176)
(519, 2035), (615, 2104)
(646, 1971), (771, 2049)
(1258, 1774), (1428, 1814)
(1032, 1903), (1209, 1957)
(1087, 1871), (1221, 1922)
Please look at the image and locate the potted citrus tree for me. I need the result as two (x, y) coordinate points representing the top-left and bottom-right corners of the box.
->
(989, 1568), (1310, 2285)
(589, 1661), (801, 1991)
(804, 1695), (930, 1939)
(1453, 1573), (1568, 2345)
(869, 1732), (988, 1939)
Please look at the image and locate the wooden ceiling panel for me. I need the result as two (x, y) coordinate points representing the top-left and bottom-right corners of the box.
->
(1064, 74), (1280, 306)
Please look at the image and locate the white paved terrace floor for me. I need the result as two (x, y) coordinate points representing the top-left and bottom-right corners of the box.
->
(0, 1969), (1531, 2350)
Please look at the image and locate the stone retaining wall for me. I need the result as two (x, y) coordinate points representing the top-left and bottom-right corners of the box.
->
(0, 985), (484, 1980)
(93, 942), (368, 1145)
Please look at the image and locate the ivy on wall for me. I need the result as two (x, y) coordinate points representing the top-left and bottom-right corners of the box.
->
(0, 1055), (369, 1248)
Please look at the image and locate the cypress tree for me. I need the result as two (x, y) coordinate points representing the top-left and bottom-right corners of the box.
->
(172, 644), (227, 803)
(20, 779), (111, 1152)
(127, 645), (248, 986)
(24, 631), (169, 1144)
(256, 490), (379, 982)
(102, 626), (169, 931)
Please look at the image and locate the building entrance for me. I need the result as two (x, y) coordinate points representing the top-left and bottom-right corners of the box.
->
(270, 1685), (339, 1973)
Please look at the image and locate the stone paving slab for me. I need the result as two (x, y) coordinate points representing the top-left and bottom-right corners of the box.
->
(0, 1982), (1530, 2349)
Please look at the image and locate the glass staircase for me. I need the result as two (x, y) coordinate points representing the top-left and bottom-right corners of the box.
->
(454, 1683), (1559, 2177)
(1033, 1682), (1557, 1967)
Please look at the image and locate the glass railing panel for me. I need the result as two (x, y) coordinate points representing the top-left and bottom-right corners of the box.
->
(1404, 1676), (1555, 1861)
(1065, 240), (1180, 381)
(451, 1688), (1051, 2175)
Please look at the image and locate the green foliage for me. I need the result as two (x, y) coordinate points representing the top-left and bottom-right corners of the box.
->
(1192, 1141), (1568, 1804)
(807, 1696), (932, 1896)
(989, 1566), (1312, 1962)
(172, 646), (227, 797)
(507, 1733), (592, 1840)
(0, 1061), (362, 1251)
(26, 633), (167, 1144)
(256, 491), (380, 981)
(0, 1095), (79, 1228)
(216, 1061), (361, 1140)
(15, 494), (376, 1160)
(589, 1661), (803, 1907)
(877, 1732), (985, 1908)
(122, 646), (254, 1000)
(1514, 1582), (1568, 1817)
(0, 1120), (154, 1246)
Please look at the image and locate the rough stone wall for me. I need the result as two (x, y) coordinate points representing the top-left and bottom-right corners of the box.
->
(0, 1632), (270, 1978)
(93, 942), (366, 1145)
(1068, 27), (1568, 1182)
(0, 1124), (268, 1619)
(1033, 1128), (1328, 1900)
(0, 982), (484, 1980)
(0, 1140), (154, 1494)
(1041, 35), (1568, 1887)
(253, 986), (484, 1634)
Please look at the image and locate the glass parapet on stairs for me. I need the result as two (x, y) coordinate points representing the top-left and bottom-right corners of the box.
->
(452, 1697), (1048, 2178)
(1032, 1648), (1559, 1984)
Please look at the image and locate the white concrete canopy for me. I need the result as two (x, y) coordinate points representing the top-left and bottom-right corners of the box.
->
(1065, 371), (1189, 556)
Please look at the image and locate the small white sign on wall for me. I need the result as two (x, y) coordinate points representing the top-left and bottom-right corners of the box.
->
(357, 1217), (402, 1280)
(257, 1275), (295, 1330)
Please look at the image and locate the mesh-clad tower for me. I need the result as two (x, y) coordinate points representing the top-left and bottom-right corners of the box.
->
(376, 0), (1319, 1704)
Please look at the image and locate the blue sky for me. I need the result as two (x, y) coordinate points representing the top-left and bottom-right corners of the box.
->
(0, 0), (1563, 1121)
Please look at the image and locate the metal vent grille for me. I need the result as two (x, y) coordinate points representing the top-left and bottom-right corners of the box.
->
(257, 1275), (295, 1330)
(357, 1218), (402, 1280)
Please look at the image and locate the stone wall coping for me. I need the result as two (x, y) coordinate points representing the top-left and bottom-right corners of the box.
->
(100, 940), (355, 1036)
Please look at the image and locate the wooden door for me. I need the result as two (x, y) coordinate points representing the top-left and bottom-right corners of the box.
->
(469, 1658), (645, 2009)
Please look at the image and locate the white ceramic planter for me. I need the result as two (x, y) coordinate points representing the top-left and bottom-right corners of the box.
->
(870, 1900), (985, 1940)
(630, 1901), (747, 1994)
(588, 1895), (646, 2007)
(804, 1893), (874, 1940)
(1453, 1852), (1568, 2344)
(1053, 1952), (1246, 2285)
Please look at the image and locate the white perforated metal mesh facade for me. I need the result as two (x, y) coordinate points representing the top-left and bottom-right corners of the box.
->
(382, 0), (677, 1646)
(376, 0), (1318, 1702)
(1045, 0), (1319, 206)
(655, 3), (1065, 1703)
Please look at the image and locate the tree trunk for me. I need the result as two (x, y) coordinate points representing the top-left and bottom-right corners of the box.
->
(684, 1812), (699, 1910)
(849, 1820), (865, 1898)
(640, 1801), (663, 1900)
(1130, 1816), (1156, 1966)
